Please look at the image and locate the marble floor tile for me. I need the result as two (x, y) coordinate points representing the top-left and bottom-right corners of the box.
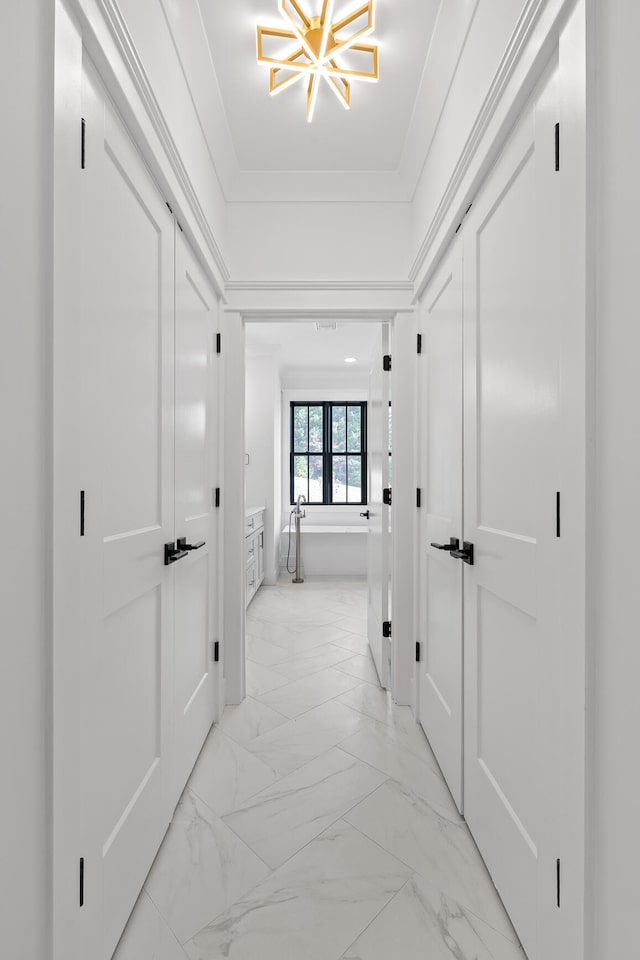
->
(246, 699), (377, 777)
(113, 890), (188, 960)
(333, 651), (380, 685)
(187, 728), (278, 817)
(183, 820), (411, 960)
(258, 667), (363, 719)
(333, 616), (368, 638)
(344, 779), (517, 942)
(340, 716), (459, 815)
(331, 631), (370, 656)
(245, 632), (291, 667)
(342, 874), (526, 960)
(337, 684), (420, 735)
(223, 747), (387, 868)
(245, 661), (290, 699)
(273, 640), (355, 681)
(145, 789), (270, 945)
(270, 622), (354, 655)
(217, 696), (288, 745)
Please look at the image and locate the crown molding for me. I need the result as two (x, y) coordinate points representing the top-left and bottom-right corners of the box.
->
(225, 280), (415, 292)
(78, 0), (230, 287)
(409, 0), (570, 289)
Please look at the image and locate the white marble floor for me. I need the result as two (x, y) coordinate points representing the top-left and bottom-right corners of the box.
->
(113, 576), (527, 960)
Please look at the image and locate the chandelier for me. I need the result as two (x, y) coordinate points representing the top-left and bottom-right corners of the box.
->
(256, 1), (379, 122)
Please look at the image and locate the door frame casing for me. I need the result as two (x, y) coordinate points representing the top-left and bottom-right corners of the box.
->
(222, 297), (416, 709)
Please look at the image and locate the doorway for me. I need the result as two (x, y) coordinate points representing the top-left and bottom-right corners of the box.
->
(241, 319), (392, 696)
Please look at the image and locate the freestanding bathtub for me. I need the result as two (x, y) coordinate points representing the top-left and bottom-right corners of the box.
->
(280, 523), (368, 576)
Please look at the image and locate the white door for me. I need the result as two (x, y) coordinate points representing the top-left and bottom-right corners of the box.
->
(417, 240), (464, 812)
(462, 64), (563, 960)
(367, 326), (390, 687)
(172, 232), (218, 804)
(80, 62), (175, 958)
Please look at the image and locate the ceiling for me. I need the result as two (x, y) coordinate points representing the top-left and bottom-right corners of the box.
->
(245, 321), (381, 378)
(197, 0), (441, 174)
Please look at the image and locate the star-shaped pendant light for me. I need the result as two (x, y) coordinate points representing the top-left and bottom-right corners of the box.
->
(256, 1), (379, 122)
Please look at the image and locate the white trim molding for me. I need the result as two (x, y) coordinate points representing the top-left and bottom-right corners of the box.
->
(410, 0), (578, 294)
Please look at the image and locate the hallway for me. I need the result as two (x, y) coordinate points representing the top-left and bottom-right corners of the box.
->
(114, 577), (525, 960)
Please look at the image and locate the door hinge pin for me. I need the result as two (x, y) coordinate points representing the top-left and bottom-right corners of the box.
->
(417, 333), (422, 355)
(216, 333), (221, 354)
(416, 488), (422, 509)
(415, 641), (420, 662)
(215, 487), (221, 508)
(79, 857), (85, 907)
(213, 641), (220, 663)
(555, 122), (560, 171)
(80, 490), (85, 537)
(556, 858), (561, 908)
(556, 492), (561, 538)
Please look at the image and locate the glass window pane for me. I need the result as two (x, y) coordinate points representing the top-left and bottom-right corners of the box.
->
(309, 406), (323, 453)
(347, 407), (361, 452)
(332, 456), (347, 502)
(309, 455), (323, 502)
(293, 406), (308, 453)
(347, 456), (362, 503)
(332, 405), (346, 452)
(293, 456), (308, 502)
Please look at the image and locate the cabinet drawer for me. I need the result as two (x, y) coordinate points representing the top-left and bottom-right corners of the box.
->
(245, 510), (265, 536)
(245, 535), (257, 566)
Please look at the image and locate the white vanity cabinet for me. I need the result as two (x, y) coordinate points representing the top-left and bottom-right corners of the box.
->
(245, 508), (265, 606)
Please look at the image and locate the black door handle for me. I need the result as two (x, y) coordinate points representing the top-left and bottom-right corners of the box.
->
(430, 538), (460, 552)
(177, 537), (205, 552)
(360, 511), (370, 519)
(451, 541), (474, 565)
(164, 542), (189, 566)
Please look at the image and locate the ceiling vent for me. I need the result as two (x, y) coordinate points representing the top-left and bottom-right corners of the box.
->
(315, 321), (338, 332)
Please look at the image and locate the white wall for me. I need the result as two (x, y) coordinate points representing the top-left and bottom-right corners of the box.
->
(226, 202), (412, 281)
(0, 3), (54, 957)
(245, 352), (282, 585)
(588, 2), (640, 955)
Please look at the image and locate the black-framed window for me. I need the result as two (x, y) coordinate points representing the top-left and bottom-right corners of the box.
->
(290, 402), (367, 505)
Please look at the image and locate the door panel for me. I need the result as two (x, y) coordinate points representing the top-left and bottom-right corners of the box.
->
(173, 232), (218, 803)
(463, 64), (562, 959)
(367, 326), (390, 688)
(417, 243), (464, 811)
(81, 61), (175, 959)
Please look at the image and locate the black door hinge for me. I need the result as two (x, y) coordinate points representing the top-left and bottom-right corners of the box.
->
(383, 621), (392, 639)
(216, 333), (221, 354)
(556, 858), (561, 908)
(81, 118), (86, 169)
(215, 487), (221, 508)
(383, 488), (392, 506)
(417, 334), (422, 355)
(79, 857), (85, 907)
(214, 641), (220, 663)
(80, 491), (85, 537)
(555, 122), (560, 171)
(556, 492), (561, 537)
(166, 201), (173, 215)
(416, 488), (422, 509)
(416, 642), (421, 662)
(383, 354), (392, 372)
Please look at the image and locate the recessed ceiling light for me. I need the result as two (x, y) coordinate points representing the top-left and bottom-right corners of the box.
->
(344, 357), (357, 364)
(256, 1), (379, 123)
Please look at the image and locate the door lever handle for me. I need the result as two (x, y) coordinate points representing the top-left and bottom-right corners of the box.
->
(177, 537), (205, 552)
(450, 541), (474, 565)
(430, 538), (460, 552)
(360, 510), (370, 519)
(164, 542), (189, 565)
